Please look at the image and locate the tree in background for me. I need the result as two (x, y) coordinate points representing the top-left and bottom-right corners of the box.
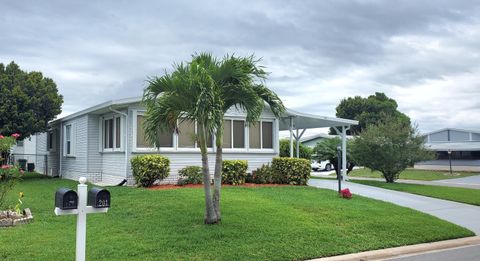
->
(312, 137), (355, 177)
(330, 92), (410, 135)
(351, 117), (434, 183)
(279, 139), (313, 160)
(0, 62), (63, 138)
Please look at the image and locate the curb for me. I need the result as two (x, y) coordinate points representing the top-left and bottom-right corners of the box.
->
(309, 236), (480, 261)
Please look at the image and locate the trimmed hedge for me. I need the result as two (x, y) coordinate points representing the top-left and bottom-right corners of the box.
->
(177, 166), (203, 185)
(271, 157), (310, 185)
(222, 160), (248, 185)
(249, 164), (275, 184)
(131, 155), (170, 187)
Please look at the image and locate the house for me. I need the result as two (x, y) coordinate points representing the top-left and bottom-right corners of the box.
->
(10, 134), (48, 174)
(415, 128), (480, 171)
(300, 133), (354, 148)
(42, 97), (357, 185)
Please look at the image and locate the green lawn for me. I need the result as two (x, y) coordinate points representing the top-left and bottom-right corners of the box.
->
(351, 179), (480, 206)
(343, 168), (479, 181)
(0, 174), (474, 260)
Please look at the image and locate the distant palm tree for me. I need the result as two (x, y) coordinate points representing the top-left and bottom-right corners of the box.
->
(143, 53), (285, 224)
(191, 53), (285, 220)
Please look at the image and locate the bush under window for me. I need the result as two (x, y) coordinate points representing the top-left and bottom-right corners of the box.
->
(222, 160), (248, 185)
(271, 157), (310, 185)
(177, 166), (203, 185)
(130, 155), (170, 187)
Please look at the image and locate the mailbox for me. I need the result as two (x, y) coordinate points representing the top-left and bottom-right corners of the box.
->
(55, 188), (78, 210)
(87, 188), (110, 208)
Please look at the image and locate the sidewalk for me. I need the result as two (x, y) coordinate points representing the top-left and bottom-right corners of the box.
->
(308, 179), (480, 234)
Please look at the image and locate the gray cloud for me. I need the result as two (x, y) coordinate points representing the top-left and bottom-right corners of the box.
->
(1, 0), (480, 133)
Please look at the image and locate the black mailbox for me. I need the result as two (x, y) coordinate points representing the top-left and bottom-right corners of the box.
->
(55, 188), (78, 210)
(88, 188), (110, 208)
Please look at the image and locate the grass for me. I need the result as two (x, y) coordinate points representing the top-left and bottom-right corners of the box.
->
(340, 168), (479, 181)
(0, 173), (474, 260)
(351, 179), (480, 206)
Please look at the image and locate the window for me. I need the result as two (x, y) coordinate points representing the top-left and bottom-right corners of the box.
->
(136, 115), (173, 148)
(262, 121), (273, 149)
(178, 119), (196, 148)
(223, 120), (232, 148)
(249, 122), (261, 149)
(115, 117), (121, 149)
(103, 116), (123, 151)
(47, 130), (56, 151)
(65, 124), (73, 156)
(232, 120), (245, 148)
(104, 119), (114, 149)
(17, 140), (24, 147)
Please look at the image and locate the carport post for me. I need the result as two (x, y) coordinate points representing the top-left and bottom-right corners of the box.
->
(289, 117), (294, 158)
(341, 126), (348, 181)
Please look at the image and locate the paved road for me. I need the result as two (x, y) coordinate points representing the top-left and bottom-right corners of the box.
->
(312, 174), (480, 189)
(308, 179), (480, 234)
(387, 244), (480, 260)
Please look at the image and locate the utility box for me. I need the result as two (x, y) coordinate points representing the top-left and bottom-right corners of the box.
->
(55, 188), (78, 210)
(87, 188), (110, 208)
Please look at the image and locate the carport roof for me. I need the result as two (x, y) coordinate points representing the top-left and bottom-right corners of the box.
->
(279, 108), (358, 131)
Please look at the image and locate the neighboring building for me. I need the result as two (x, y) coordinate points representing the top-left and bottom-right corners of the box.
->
(415, 128), (480, 171)
(300, 133), (354, 148)
(10, 134), (48, 174)
(40, 97), (357, 185)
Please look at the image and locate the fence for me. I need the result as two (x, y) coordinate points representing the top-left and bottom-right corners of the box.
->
(9, 153), (48, 175)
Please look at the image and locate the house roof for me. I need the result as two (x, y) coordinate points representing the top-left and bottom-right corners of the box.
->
(423, 128), (480, 136)
(426, 142), (480, 151)
(50, 97), (142, 124)
(51, 97), (358, 130)
(279, 108), (358, 131)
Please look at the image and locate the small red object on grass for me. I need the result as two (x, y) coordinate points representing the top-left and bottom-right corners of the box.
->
(340, 188), (352, 199)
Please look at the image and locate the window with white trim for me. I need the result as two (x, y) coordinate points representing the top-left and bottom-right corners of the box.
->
(47, 130), (57, 152)
(103, 116), (122, 151)
(248, 120), (274, 149)
(64, 124), (74, 156)
(136, 115), (173, 148)
(223, 119), (245, 149)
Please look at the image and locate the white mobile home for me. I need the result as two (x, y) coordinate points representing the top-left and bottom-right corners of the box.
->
(43, 97), (357, 185)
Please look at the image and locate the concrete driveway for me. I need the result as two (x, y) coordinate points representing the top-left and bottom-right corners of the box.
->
(435, 175), (480, 189)
(308, 179), (480, 235)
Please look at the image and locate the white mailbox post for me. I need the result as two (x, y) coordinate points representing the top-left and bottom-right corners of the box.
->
(54, 177), (109, 261)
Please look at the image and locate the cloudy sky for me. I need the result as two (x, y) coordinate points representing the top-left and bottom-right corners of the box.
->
(1, 0), (480, 134)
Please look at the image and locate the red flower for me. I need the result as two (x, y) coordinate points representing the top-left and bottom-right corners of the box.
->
(11, 133), (21, 139)
(1, 165), (11, 169)
(340, 188), (352, 199)
(0, 135), (4, 139)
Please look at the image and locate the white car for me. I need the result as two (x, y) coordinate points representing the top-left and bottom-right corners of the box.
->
(311, 160), (333, 171)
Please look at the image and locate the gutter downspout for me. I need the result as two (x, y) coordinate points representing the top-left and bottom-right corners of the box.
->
(109, 106), (129, 181)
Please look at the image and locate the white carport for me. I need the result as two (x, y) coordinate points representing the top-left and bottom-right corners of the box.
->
(279, 109), (358, 181)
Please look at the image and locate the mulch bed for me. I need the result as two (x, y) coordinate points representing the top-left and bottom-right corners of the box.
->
(148, 183), (293, 190)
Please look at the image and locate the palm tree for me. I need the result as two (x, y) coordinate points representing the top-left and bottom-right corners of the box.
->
(144, 53), (285, 224)
(191, 53), (285, 220)
(143, 59), (223, 224)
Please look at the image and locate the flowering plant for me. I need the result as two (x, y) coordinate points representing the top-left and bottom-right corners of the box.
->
(340, 188), (352, 199)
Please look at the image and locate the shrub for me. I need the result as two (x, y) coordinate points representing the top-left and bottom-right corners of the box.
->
(130, 155), (170, 187)
(177, 166), (203, 185)
(271, 157), (310, 185)
(0, 165), (23, 209)
(279, 139), (313, 159)
(251, 164), (275, 184)
(222, 160), (248, 185)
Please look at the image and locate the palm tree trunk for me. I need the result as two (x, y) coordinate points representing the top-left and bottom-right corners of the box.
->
(199, 124), (218, 224)
(213, 128), (223, 221)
